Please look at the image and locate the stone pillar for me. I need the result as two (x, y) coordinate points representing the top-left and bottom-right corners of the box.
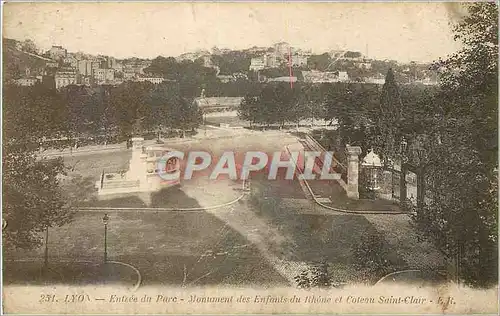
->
(127, 137), (147, 185)
(345, 145), (362, 199)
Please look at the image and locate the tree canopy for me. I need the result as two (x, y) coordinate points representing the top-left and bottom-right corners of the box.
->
(410, 2), (498, 287)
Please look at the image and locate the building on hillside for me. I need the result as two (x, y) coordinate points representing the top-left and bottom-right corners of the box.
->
(48, 45), (67, 60)
(14, 77), (39, 86)
(302, 70), (348, 83)
(46, 60), (59, 68)
(233, 72), (248, 80)
(338, 71), (349, 81)
(194, 97), (244, 112)
(273, 42), (290, 57)
(365, 74), (385, 85)
(122, 61), (149, 75)
(266, 54), (281, 68)
(78, 60), (93, 76)
(122, 68), (138, 81)
(355, 59), (372, 69)
(249, 56), (267, 71)
(55, 69), (77, 89)
(105, 57), (117, 69)
(135, 77), (164, 84)
(94, 68), (115, 84)
(290, 55), (308, 67)
(217, 75), (234, 83)
(413, 78), (438, 86)
(267, 76), (298, 83)
(91, 60), (101, 74)
(111, 60), (123, 71)
(63, 55), (78, 68)
(77, 75), (93, 86)
(200, 55), (216, 68)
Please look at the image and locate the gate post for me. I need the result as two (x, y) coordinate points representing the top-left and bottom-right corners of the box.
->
(345, 145), (362, 199)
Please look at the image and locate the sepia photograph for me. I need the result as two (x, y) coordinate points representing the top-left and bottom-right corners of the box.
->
(1, 1), (498, 314)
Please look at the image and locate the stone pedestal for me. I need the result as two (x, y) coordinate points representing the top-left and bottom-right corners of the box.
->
(345, 145), (362, 199)
(126, 137), (148, 188)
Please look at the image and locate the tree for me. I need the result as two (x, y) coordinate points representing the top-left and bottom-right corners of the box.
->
(169, 96), (202, 136)
(238, 95), (260, 127)
(2, 85), (75, 251)
(408, 2), (498, 287)
(210, 51), (252, 75)
(344, 51), (362, 59)
(295, 260), (336, 289)
(307, 53), (332, 71)
(21, 39), (38, 54)
(3, 147), (73, 250)
(109, 81), (153, 138)
(322, 82), (379, 148)
(371, 68), (404, 162)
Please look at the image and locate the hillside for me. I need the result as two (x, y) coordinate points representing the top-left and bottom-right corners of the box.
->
(3, 38), (50, 82)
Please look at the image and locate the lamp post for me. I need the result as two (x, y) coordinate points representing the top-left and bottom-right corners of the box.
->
(399, 137), (408, 203)
(400, 137), (408, 158)
(102, 214), (109, 263)
(44, 226), (49, 268)
(362, 149), (382, 191)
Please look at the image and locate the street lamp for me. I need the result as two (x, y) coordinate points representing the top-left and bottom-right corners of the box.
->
(362, 149), (382, 191)
(102, 214), (109, 263)
(400, 136), (408, 160)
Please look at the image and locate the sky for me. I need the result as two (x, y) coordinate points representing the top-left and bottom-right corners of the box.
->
(3, 2), (465, 63)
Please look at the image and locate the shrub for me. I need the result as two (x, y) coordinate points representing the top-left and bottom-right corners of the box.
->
(294, 261), (343, 289)
(352, 232), (393, 282)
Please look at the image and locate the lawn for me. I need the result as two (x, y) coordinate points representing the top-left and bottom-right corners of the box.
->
(246, 175), (409, 283)
(3, 207), (288, 287)
(3, 260), (137, 287)
(64, 150), (131, 179)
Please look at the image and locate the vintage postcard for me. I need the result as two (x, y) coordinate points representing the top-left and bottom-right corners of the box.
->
(1, 1), (498, 314)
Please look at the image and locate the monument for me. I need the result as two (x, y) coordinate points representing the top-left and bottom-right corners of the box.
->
(96, 137), (181, 197)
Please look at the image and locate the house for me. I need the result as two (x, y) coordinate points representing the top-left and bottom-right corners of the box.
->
(135, 77), (164, 84)
(365, 74), (385, 85)
(290, 55), (308, 67)
(267, 76), (298, 83)
(45, 60), (59, 68)
(302, 70), (348, 83)
(355, 59), (372, 69)
(78, 60), (93, 76)
(77, 75), (93, 86)
(123, 68), (137, 80)
(63, 55), (78, 68)
(94, 68), (115, 84)
(249, 56), (267, 71)
(217, 75), (234, 83)
(338, 71), (349, 81)
(273, 42), (290, 57)
(194, 97), (244, 111)
(55, 69), (77, 89)
(14, 77), (39, 86)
